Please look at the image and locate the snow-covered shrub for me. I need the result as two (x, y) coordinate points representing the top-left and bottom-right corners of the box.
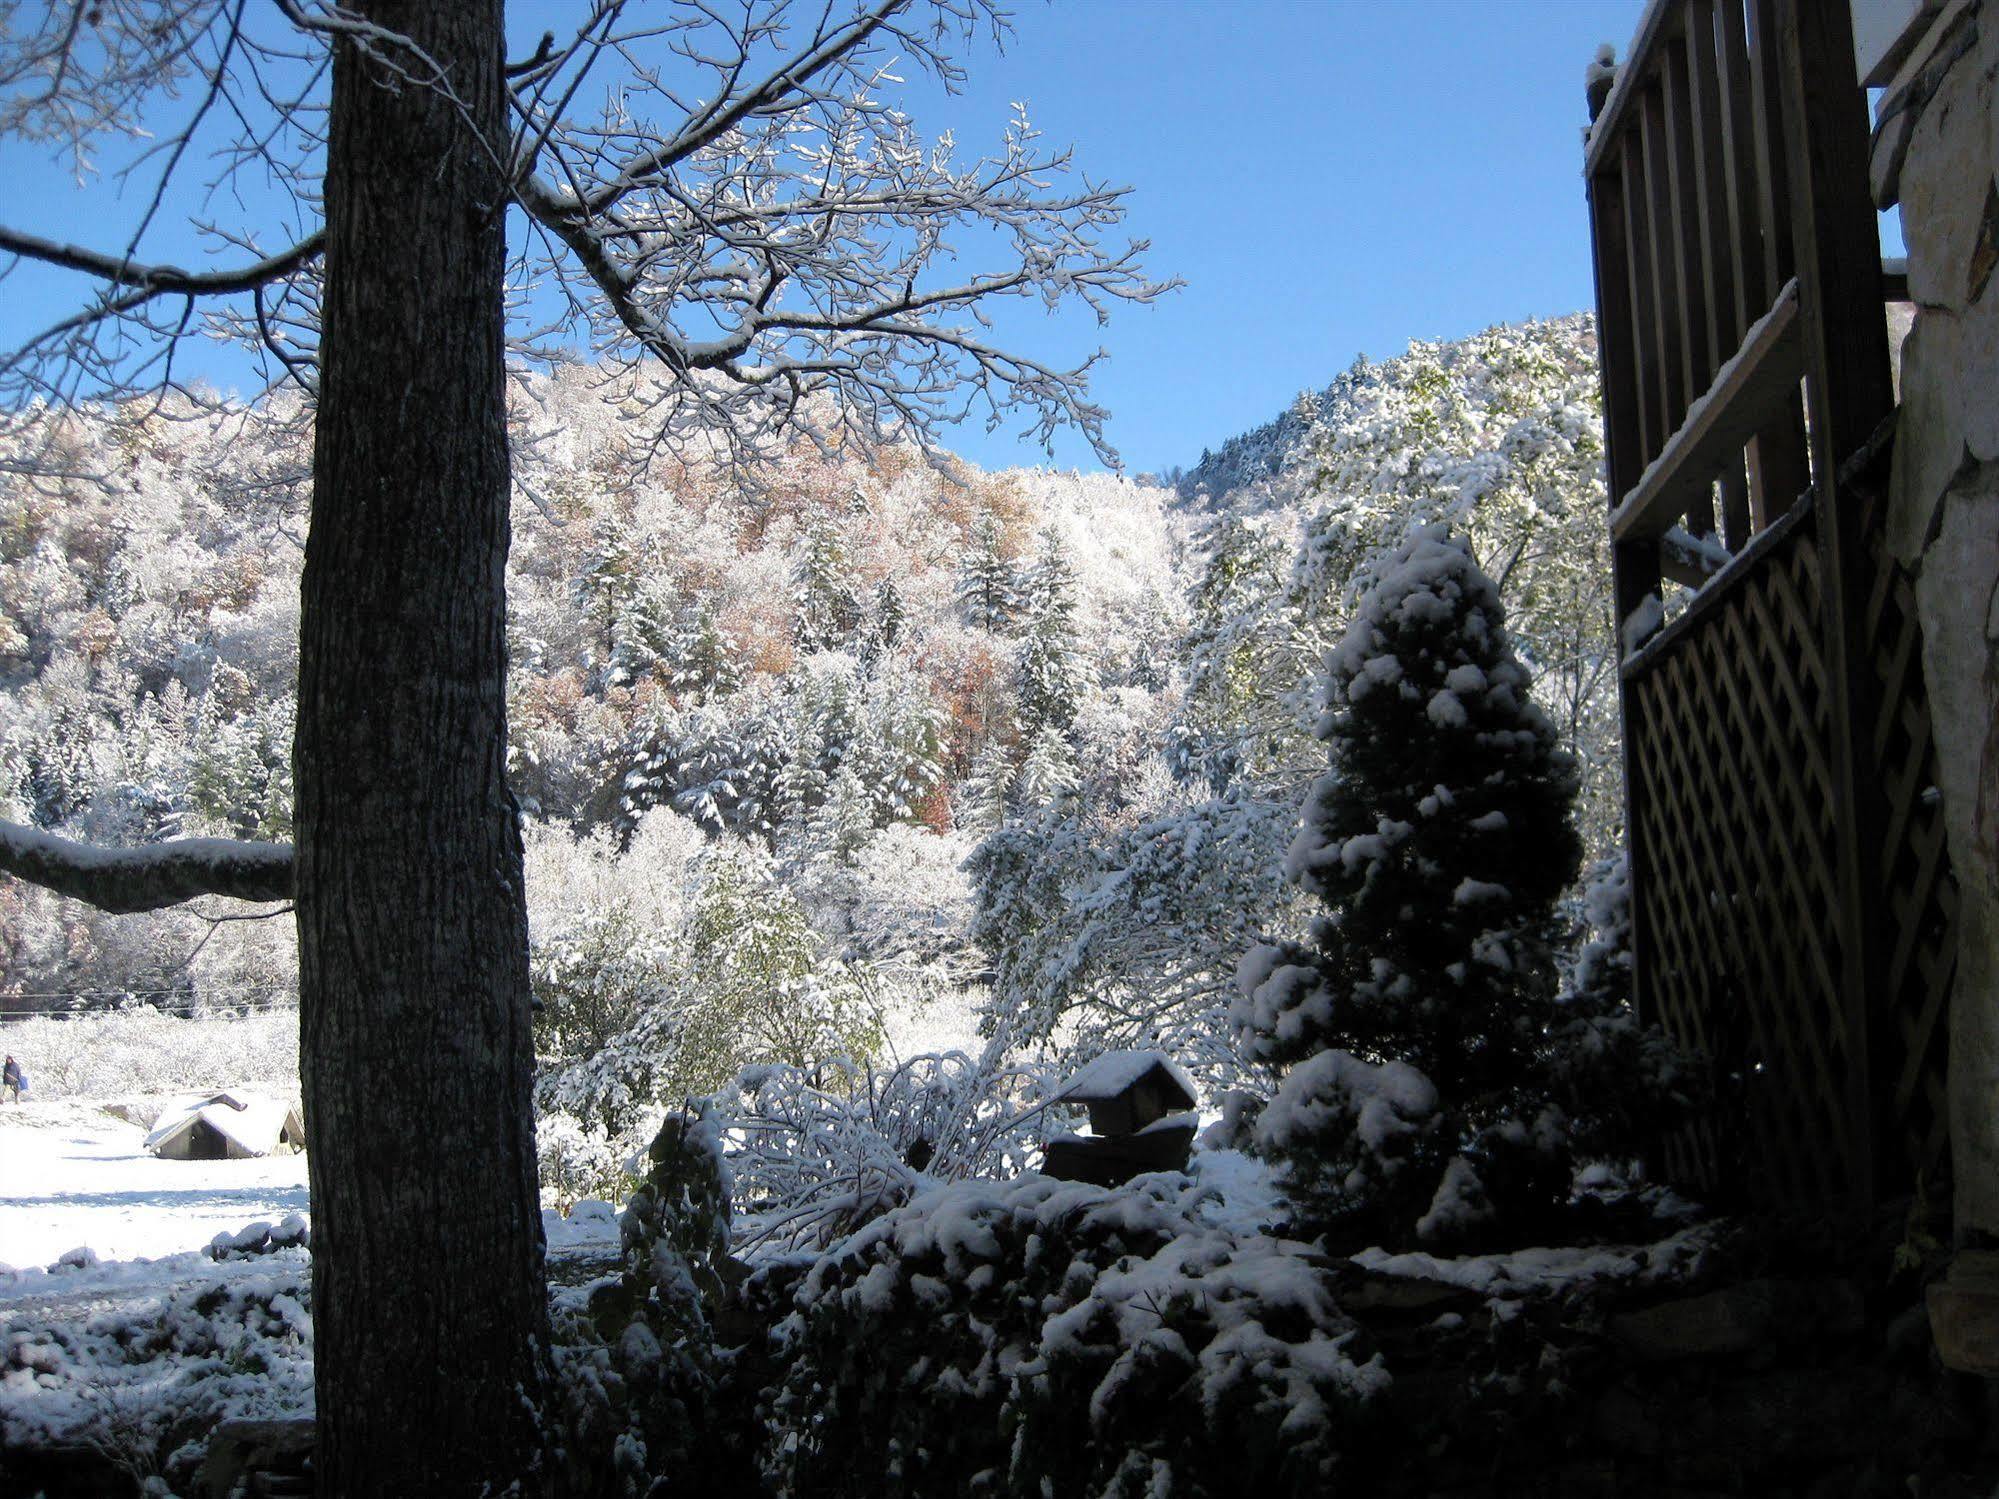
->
(530, 831), (888, 1194)
(1234, 528), (1584, 1247)
(968, 790), (1301, 1099)
(754, 1162), (1386, 1498)
(1546, 854), (1699, 1184)
(537, 1110), (641, 1213)
(0, 1259), (313, 1493)
(3, 1006), (298, 1100)
(551, 1107), (758, 1498)
(1009, 1229), (1389, 1496)
(720, 1047), (1063, 1253)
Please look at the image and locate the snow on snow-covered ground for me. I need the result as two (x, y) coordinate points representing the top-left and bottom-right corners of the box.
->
(0, 1102), (310, 1270)
(0, 1100), (621, 1466)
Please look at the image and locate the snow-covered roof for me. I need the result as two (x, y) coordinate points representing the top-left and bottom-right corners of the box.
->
(1058, 1050), (1197, 1108)
(144, 1092), (300, 1157)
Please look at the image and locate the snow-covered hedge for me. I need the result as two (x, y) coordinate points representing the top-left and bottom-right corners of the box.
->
(752, 1158), (1388, 1498)
(550, 1106), (755, 1498)
(0, 1255), (312, 1492)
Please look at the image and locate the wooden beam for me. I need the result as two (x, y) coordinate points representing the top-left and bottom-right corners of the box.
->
(1611, 279), (1802, 542)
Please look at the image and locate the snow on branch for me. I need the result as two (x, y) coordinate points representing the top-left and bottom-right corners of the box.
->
(0, 226), (326, 299)
(0, 820), (292, 914)
(509, 0), (1176, 468)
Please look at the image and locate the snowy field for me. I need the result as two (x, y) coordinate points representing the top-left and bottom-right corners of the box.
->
(0, 1101), (310, 1270)
(0, 1095), (622, 1472)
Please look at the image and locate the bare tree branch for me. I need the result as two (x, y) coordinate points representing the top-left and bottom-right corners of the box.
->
(0, 224), (325, 296)
(0, 821), (293, 914)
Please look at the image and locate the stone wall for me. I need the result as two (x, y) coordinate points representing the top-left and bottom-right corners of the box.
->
(1873, 0), (1999, 1244)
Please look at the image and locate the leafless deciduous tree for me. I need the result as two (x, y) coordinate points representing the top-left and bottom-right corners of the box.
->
(0, 2), (1168, 1492)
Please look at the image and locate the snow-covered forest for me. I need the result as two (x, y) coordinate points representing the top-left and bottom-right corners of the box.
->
(1, 315), (1621, 1188)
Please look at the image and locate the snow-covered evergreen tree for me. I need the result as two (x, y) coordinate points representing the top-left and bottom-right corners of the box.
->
(864, 577), (907, 662)
(1234, 528), (1583, 1247)
(1174, 513), (1316, 794)
(663, 598), (742, 702)
(1015, 530), (1090, 740)
(792, 517), (862, 654)
(956, 740), (1015, 834)
(956, 513), (1018, 632)
(1013, 724), (1079, 807)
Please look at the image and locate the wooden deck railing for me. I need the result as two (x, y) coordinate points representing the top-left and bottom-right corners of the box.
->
(1584, 0), (1954, 1218)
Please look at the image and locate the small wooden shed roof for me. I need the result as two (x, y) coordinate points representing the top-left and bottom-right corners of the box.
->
(1058, 1050), (1197, 1111)
(1055, 1055), (1191, 1119)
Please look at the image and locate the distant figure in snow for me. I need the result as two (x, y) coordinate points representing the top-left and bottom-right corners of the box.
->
(2, 1055), (23, 1104)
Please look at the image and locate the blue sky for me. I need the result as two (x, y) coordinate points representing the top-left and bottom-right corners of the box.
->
(912, 0), (1898, 473)
(1, 0), (1649, 477)
(864, 0), (1652, 473)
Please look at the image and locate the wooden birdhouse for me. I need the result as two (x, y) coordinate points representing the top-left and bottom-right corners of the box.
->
(1040, 1049), (1199, 1187)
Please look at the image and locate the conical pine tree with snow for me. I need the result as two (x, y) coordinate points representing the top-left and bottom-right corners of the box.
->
(1233, 526), (1582, 1247)
(957, 513), (1018, 633)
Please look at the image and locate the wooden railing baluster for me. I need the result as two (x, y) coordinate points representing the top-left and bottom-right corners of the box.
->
(1665, 34), (1715, 396)
(1687, 0), (1742, 364)
(1642, 86), (1691, 435)
(1717, 0), (1767, 338)
(1749, 0), (1798, 292)
(1719, 458), (1753, 549)
(1621, 131), (1663, 468)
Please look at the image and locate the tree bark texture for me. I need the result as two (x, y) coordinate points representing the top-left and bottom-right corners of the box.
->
(298, 3), (546, 1493)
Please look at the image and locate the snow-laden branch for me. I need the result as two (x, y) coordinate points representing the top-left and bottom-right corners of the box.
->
(0, 225), (326, 297)
(508, 0), (1175, 467)
(0, 821), (292, 914)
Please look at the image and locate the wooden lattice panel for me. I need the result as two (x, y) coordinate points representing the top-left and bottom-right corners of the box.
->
(1625, 502), (1957, 1212)
(1861, 527), (1955, 1192)
(1627, 516), (1862, 1205)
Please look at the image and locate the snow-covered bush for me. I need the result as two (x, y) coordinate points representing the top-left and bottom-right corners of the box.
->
(1234, 528), (1584, 1247)
(552, 1107), (754, 1498)
(0, 1257), (313, 1492)
(1, 1006), (298, 1100)
(968, 790), (1301, 1098)
(719, 1047), (1063, 1253)
(752, 1161), (1387, 1498)
(1546, 855), (1699, 1183)
(529, 830), (888, 1195)
(537, 1110), (641, 1213)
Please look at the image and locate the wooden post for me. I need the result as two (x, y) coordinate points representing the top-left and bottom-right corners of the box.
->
(1586, 134), (1664, 1028)
(1774, 0), (1896, 1220)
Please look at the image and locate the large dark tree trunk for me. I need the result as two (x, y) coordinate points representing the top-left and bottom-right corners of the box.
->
(298, 3), (546, 1494)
